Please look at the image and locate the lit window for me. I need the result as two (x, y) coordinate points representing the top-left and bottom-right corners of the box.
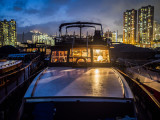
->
(93, 49), (110, 63)
(69, 48), (91, 62)
(51, 51), (68, 63)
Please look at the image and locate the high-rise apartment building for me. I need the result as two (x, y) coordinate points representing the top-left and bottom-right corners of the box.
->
(112, 31), (117, 42)
(117, 35), (123, 43)
(138, 5), (154, 45)
(0, 21), (4, 46)
(104, 30), (112, 40)
(0, 19), (17, 46)
(153, 21), (160, 41)
(9, 20), (16, 46)
(123, 9), (137, 44)
(104, 30), (117, 42)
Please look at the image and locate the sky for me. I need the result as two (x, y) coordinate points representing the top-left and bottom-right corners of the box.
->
(0, 0), (160, 35)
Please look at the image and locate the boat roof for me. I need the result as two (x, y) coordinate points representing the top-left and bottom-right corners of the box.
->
(0, 60), (22, 69)
(24, 67), (133, 101)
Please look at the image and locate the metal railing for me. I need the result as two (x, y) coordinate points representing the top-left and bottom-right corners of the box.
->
(0, 55), (41, 104)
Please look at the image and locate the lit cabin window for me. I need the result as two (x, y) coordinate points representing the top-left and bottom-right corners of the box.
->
(40, 48), (44, 52)
(69, 48), (91, 62)
(51, 51), (67, 63)
(93, 49), (110, 63)
(46, 49), (51, 55)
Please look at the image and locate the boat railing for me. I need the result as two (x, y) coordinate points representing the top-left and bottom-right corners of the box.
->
(112, 69), (126, 98)
(55, 36), (90, 44)
(55, 34), (107, 46)
(0, 55), (41, 104)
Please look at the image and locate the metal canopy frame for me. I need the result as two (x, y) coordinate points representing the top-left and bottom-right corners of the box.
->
(65, 25), (96, 35)
(59, 21), (103, 38)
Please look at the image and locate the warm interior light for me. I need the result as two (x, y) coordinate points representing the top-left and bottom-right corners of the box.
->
(96, 49), (100, 54)
(97, 55), (103, 61)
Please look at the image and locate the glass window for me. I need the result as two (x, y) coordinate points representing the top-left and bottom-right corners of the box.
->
(93, 49), (110, 63)
(69, 48), (91, 62)
(70, 48), (91, 57)
(46, 49), (51, 55)
(40, 48), (45, 52)
(51, 51), (68, 63)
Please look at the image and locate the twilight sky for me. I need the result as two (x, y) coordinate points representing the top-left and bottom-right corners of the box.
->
(0, 0), (160, 35)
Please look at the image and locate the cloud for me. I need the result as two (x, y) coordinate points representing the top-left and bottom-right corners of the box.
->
(49, 0), (71, 4)
(12, 0), (28, 11)
(13, 6), (23, 11)
(17, 21), (64, 34)
(0, 0), (160, 35)
(25, 8), (39, 14)
(114, 19), (123, 27)
(0, 0), (8, 6)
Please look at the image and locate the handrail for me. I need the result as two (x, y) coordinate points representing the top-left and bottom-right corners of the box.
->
(112, 68), (125, 98)
(31, 67), (48, 97)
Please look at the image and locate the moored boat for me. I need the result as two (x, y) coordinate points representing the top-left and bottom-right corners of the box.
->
(126, 59), (160, 102)
(20, 22), (137, 120)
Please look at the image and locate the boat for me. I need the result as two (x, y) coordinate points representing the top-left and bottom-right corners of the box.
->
(49, 21), (111, 67)
(20, 22), (137, 120)
(126, 59), (160, 102)
(0, 60), (22, 74)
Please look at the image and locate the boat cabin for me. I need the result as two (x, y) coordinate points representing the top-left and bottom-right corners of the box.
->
(49, 22), (111, 67)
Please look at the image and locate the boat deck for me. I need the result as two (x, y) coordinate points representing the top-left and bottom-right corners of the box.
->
(25, 67), (133, 99)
